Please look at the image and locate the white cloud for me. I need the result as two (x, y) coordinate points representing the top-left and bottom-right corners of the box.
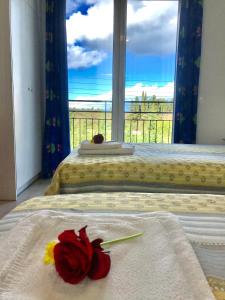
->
(127, 1), (174, 26)
(67, 45), (107, 69)
(66, 1), (114, 45)
(126, 2), (178, 55)
(125, 82), (174, 100)
(66, 1), (178, 68)
(70, 82), (174, 103)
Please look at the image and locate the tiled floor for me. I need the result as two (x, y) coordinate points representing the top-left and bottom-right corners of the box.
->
(0, 179), (50, 219)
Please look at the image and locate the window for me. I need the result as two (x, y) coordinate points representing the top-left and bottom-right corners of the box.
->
(66, 0), (178, 148)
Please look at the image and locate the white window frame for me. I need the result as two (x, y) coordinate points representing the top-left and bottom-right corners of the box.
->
(112, 0), (127, 141)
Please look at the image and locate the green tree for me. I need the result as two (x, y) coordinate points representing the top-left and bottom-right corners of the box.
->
(130, 96), (141, 119)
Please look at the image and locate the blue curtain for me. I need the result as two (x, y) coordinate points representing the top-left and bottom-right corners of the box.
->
(42, 0), (70, 178)
(174, 0), (203, 144)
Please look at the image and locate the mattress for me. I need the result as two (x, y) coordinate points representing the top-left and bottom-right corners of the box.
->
(1, 192), (225, 300)
(45, 143), (225, 195)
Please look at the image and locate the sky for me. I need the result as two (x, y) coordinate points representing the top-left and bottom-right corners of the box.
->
(66, 0), (178, 108)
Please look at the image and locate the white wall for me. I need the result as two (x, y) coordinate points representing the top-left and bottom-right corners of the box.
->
(0, 0), (17, 201)
(197, 0), (225, 144)
(11, 0), (44, 193)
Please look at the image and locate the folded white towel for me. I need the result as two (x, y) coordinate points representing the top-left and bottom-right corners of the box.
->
(80, 141), (122, 150)
(0, 211), (214, 300)
(78, 145), (135, 155)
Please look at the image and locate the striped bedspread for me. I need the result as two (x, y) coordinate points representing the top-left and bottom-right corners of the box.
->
(45, 143), (225, 195)
(1, 192), (225, 299)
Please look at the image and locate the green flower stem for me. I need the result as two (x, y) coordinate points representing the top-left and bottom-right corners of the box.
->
(100, 232), (143, 248)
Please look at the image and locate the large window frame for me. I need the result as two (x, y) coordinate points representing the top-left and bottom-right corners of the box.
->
(67, 0), (179, 145)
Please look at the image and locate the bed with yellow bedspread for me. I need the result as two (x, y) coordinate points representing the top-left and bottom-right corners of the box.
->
(1, 192), (225, 299)
(46, 143), (225, 195)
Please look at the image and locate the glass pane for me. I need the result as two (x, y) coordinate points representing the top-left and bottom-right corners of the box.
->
(124, 0), (178, 143)
(66, 0), (113, 149)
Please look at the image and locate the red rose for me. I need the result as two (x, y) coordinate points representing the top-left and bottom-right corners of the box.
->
(54, 227), (111, 284)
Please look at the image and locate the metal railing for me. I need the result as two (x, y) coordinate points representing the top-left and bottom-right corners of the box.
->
(69, 100), (173, 149)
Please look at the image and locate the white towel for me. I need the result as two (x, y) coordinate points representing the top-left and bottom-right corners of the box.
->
(0, 211), (214, 300)
(78, 145), (135, 156)
(80, 141), (122, 150)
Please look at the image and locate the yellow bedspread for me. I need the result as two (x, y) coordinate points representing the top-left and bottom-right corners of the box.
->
(46, 143), (225, 195)
(12, 192), (225, 300)
(15, 192), (225, 214)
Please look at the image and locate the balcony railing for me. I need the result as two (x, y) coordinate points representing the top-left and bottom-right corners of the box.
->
(69, 100), (173, 149)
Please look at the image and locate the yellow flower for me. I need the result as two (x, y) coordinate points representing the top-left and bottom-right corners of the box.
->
(43, 241), (57, 265)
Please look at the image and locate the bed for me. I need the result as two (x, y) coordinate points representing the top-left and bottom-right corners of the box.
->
(1, 192), (225, 299)
(46, 143), (225, 195)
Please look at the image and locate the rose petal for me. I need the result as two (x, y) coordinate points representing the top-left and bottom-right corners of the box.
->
(79, 226), (93, 259)
(88, 249), (111, 280)
(58, 230), (78, 243)
(91, 238), (103, 250)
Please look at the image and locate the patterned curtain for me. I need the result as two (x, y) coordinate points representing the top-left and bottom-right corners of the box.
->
(174, 0), (203, 144)
(42, 0), (70, 178)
